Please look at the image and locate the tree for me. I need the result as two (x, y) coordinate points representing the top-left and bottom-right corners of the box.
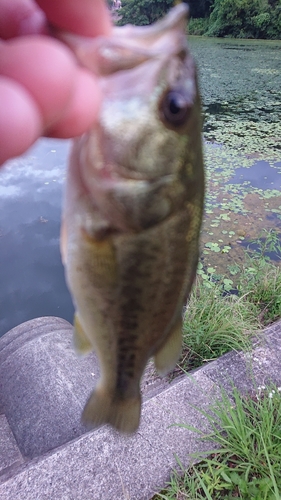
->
(207, 0), (277, 38)
(188, 0), (214, 18)
(117, 0), (174, 26)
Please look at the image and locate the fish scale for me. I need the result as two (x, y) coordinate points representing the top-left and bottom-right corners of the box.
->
(60, 4), (204, 433)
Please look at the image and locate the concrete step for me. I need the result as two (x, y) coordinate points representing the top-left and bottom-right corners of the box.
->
(0, 414), (23, 476)
(0, 319), (280, 500)
(0, 369), (217, 500)
(0, 317), (178, 460)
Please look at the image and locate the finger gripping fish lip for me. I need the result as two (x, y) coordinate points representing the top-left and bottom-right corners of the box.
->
(58, 4), (190, 76)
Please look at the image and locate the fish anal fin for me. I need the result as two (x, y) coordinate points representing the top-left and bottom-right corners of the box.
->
(82, 384), (141, 434)
(154, 318), (182, 376)
(73, 313), (93, 355)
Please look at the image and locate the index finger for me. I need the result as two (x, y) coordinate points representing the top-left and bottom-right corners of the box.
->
(36, 0), (112, 37)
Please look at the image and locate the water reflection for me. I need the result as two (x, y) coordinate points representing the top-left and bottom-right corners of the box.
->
(231, 160), (281, 189)
(0, 139), (74, 337)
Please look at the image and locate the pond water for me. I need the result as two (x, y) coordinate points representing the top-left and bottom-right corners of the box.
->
(190, 36), (281, 277)
(0, 37), (280, 337)
(0, 140), (74, 337)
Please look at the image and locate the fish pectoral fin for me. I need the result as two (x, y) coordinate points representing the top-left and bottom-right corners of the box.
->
(154, 318), (182, 376)
(82, 384), (141, 434)
(73, 313), (93, 355)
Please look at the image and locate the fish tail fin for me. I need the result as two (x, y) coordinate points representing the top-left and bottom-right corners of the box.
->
(82, 385), (141, 434)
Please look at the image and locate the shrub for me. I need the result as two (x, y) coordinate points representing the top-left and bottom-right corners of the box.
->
(207, 0), (281, 39)
(188, 18), (210, 36)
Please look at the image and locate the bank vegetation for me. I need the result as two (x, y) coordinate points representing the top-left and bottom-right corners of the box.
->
(110, 0), (281, 39)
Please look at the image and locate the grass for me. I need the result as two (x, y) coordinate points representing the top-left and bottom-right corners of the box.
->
(153, 385), (281, 499)
(178, 230), (281, 372)
(180, 280), (260, 371)
(236, 230), (281, 326)
(238, 258), (281, 326)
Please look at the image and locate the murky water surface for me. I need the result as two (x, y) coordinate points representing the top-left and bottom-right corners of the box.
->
(0, 140), (74, 336)
(190, 36), (281, 277)
(0, 37), (280, 336)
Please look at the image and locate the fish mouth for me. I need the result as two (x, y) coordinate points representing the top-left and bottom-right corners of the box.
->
(107, 163), (169, 183)
(91, 157), (172, 184)
(93, 167), (175, 192)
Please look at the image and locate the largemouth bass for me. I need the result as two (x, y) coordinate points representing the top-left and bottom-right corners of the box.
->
(60, 3), (204, 434)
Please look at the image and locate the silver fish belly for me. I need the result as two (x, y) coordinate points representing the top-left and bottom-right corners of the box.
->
(61, 4), (204, 434)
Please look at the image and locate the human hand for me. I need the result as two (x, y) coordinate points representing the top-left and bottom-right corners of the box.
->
(0, 0), (112, 166)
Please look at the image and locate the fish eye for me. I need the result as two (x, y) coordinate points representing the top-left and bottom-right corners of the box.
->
(160, 90), (192, 127)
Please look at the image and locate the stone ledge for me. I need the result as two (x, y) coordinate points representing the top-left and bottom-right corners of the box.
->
(0, 370), (218, 500)
(0, 415), (23, 476)
(0, 317), (178, 460)
(202, 318), (281, 394)
(0, 318), (280, 499)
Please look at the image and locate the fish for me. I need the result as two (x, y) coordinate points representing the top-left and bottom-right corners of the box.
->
(60, 3), (205, 434)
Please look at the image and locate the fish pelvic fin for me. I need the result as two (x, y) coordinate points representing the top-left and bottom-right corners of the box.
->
(154, 318), (182, 376)
(73, 313), (93, 355)
(82, 385), (141, 434)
